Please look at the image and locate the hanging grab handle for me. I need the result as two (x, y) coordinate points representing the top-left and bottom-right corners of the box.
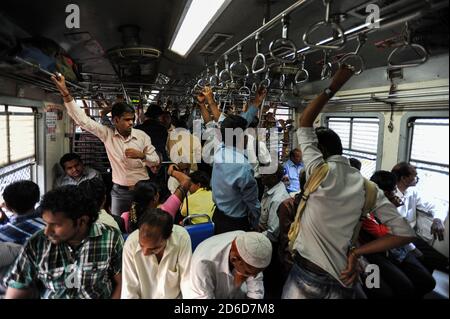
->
(321, 50), (333, 80)
(219, 55), (233, 84)
(294, 54), (310, 84)
(303, 0), (346, 50)
(252, 33), (267, 74)
(230, 45), (250, 79)
(269, 15), (298, 64)
(387, 23), (429, 69)
(339, 34), (367, 75)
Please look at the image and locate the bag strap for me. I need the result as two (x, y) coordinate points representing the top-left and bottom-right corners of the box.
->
(288, 163), (330, 252)
(349, 178), (378, 249)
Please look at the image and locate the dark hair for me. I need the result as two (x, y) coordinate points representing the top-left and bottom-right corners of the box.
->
(289, 148), (301, 159)
(391, 162), (414, 182)
(129, 181), (159, 232)
(248, 116), (260, 129)
(349, 158), (362, 171)
(112, 102), (135, 119)
(189, 171), (211, 191)
(40, 185), (98, 225)
(370, 171), (397, 192)
(59, 153), (82, 169)
(138, 208), (173, 240)
(315, 127), (343, 158)
(3, 181), (40, 214)
(220, 115), (248, 147)
(78, 178), (106, 212)
(145, 105), (164, 119)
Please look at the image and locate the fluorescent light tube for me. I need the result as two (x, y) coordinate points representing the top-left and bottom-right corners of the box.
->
(169, 0), (232, 57)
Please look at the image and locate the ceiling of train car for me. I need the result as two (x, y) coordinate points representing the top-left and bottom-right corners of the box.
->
(0, 0), (448, 93)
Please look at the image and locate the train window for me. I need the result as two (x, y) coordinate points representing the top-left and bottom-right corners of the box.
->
(326, 117), (381, 178)
(0, 105), (36, 194)
(408, 118), (449, 209)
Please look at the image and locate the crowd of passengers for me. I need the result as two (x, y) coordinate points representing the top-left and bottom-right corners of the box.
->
(0, 65), (448, 299)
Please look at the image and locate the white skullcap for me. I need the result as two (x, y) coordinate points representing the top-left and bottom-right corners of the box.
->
(235, 232), (272, 269)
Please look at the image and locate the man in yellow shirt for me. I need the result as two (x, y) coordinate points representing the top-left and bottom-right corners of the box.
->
(181, 171), (215, 224)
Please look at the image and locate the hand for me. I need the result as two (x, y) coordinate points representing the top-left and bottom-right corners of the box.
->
(196, 93), (206, 105)
(340, 249), (361, 286)
(257, 223), (268, 233)
(125, 148), (145, 160)
(202, 86), (215, 104)
(167, 164), (180, 177)
(50, 73), (70, 96)
(431, 219), (445, 242)
(253, 87), (268, 108)
(330, 64), (355, 93)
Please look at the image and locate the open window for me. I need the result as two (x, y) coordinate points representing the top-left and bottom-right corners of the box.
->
(325, 116), (382, 178)
(408, 118), (449, 211)
(0, 105), (37, 194)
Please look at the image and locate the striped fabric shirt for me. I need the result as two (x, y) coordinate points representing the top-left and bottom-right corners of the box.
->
(4, 223), (124, 299)
(0, 211), (46, 245)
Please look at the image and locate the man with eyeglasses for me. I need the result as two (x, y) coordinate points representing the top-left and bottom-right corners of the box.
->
(392, 162), (448, 273)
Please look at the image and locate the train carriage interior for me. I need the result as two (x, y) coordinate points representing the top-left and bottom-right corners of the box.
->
(0, 0), (448, 301)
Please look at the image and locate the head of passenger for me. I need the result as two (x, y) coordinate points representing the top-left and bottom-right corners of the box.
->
(129, 181), (160, 232)
(145, 104), (164, 121)
(261, 165), (285, 190)
(60, 153), (84, 181)
(112, 102), (135, 137)
(40, 186), (98, 245)
(392, 162), (419, 189)
(188, 171), (211, 194)
(371, 171), (403, 207)
(2, 181), (40, 215)
(138, 208), (173, 257)
(289, 148), (303, 166)
(159, 111), (173, 130)
(349, 158), (362, 171)
(315, 127), (343, 160)
(229, 232), (272, 279)
(78, 178), (106, 213)
(248, 116), (260, 129)
(220, 115), (248, 149)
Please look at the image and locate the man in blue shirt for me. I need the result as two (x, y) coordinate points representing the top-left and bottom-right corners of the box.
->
(0, 181), (45, 245)
(283, 148), (304, 194)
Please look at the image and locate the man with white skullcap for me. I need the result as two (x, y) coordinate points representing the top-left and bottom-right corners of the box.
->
(186, 231), (272, 299)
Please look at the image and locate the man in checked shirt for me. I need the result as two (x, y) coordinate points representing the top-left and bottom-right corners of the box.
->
(3, 186), (123, 299)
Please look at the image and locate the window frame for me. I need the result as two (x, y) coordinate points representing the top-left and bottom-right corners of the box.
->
(0, 105), (38, 168)
(322, 113), (385, 172)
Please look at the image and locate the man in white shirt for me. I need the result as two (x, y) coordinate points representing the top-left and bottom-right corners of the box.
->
(392, 162), (448, 272)
(282, 64), (416, 299)
(121, 208), (192, 299)
(187, 231), (272, 299)
(258, 165), (290, 298)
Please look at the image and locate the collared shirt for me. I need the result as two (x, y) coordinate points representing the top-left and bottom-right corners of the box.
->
(54, 166), (102, 187)
(181, 188), (216, 224)
(283, 160), (304, 193)
(293, 127), (415, 287)
(0, 211), (45, 245)
(186, 231), (264, 299)
(394, 187), (447, 229)
(211, 145), (260, 227)
(260, 182), (290, 242)
(121, 225), (192, 299)
(65, 100), (159, 187)
(4, 223), (123, 299)
(97, 209), (120, 231)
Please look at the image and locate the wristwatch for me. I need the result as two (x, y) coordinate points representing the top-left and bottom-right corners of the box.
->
(323, 87), (335, 99)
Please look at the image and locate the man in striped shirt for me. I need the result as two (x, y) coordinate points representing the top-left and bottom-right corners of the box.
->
(3, 186), (123, 299)
(0, 181), (45, 245)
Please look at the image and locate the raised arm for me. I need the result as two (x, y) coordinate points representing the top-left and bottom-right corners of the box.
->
(196, 93), (212, 124)
(167, 164), (192, 203)
(202, 86), (222, 123)
(51, 74), (109, 141)
(300, 65), (355, 128)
